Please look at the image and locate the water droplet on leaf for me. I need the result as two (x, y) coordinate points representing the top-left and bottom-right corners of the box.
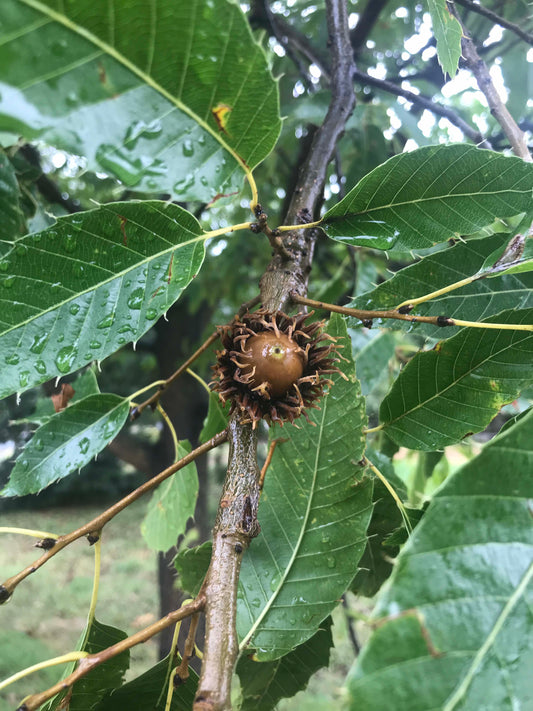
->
(127, 288), (144, 310)
(97, 312), (115, 329)
(55, 346), (77, 374)
(63, 234), (77, 253)
(34, 360), (47, 374)
(1, 275), (15, 288)
(182, 139), (194, 157)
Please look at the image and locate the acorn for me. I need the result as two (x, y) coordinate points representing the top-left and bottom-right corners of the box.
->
(211, 308), (341, 427)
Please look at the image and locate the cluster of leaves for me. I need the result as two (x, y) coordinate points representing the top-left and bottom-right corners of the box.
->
(0, 1), (532, 709)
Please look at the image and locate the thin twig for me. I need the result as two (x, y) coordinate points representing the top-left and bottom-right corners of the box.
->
(342, 596), (360, 656)
(353, 68), (491, 148)
(448, 2), (531, 161)
(350, 0), (390, 57)
(17, 598), (205, 711)
(454, 0), (533, 46)
(290, 292), (533, 332)
(176, 612), (201, 682)
(131, 331), (221, 418)
(0, 431), (228, 601)
(259, 437), (287, 490)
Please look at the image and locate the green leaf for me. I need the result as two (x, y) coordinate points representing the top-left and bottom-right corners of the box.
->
(349, 234), (533, 339)
(321, 145), (533, 252)
(174, 541), (212, 597)
(0, 200), (205, 399)
(0, 0), (281, 201)
(94, 655), (198, 711)
(352, 449), (408, 597)
(237, 314), (373, 660)
(2, 393), (130, 497)
(12, 367), (101, 426)
(0, 149), (24, 239)
(380, 307), (533, 450)
(350, 330), (396, 396)
(141, 441), (199, 552)
(238, 617), (333, 711)
(348, 409), (533, 711)
(428, 0), (462, 79)
(199, 392), (230, 444)
(45, 619), (129, 711)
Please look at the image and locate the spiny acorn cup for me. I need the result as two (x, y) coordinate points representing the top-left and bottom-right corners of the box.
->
(211, 309), (342, 427)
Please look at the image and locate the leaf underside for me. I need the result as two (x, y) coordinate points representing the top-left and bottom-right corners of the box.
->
(348, 409), (533, 711)
(380, 307), (533, 450)
(428, 0), (462, 79)
(349, 234), (533, 339)
(45, 619), (129, 711)
(237, 314), (373, 661)
(141, 441), (199, 552)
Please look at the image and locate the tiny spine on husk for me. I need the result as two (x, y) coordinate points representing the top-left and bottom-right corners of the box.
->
(211, 309), (342, 427)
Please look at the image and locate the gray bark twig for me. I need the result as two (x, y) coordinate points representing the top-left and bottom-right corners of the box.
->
(353, 68), (491, 148)
(454, 0), (533, 46)
(261, 0), (356, 310)
(194, 413), (261, 710)
(449, 2), (531, 161)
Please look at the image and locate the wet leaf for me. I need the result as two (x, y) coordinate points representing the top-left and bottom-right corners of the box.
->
(0, 201), (205, 399)
(380, 308), (533, 450)
(237, 314), (372, 660)
(0, 149), (24, 239)
(0, 0), (281, 202)
(321, 145), (533, 252)
(2, 394), (130, 497)
(348, 409), (533, 710)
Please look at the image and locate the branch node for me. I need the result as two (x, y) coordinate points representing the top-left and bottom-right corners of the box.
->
(35, 537), (57, 551)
